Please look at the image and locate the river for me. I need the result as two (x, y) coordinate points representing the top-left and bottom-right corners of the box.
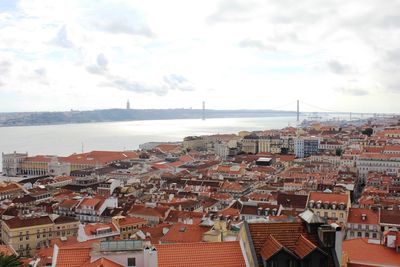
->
(0, 116), (306, 169)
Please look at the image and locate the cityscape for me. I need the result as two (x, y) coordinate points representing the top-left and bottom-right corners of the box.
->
(1, 0), (400, 266)
(0, 115), (399, 266)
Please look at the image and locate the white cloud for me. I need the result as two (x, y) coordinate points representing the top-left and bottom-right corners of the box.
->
(0, 0), (399, 112)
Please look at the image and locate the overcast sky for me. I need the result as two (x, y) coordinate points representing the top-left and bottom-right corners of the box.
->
(0, 0), (399, 113)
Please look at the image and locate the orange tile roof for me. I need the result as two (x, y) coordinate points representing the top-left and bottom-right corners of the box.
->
(78, 197), (104, 208)
(248, 222), (319, 260)
(155, 144), (182, 153)
(129, 205), (169, 218)
(165, 210), (205, 224)
(156, 241), (246, 267)
(139, 223), (171, 244)
(25, 155), (56, 162)
(85, 257), (124, 267)
(61, 151), (138, 165)
(59, 199), (80, 208)
(260, 235), (283, 259)
(293, 234), (318, 259)
(0, 182), (23, 193)
(55, 247), (91, 267)
(83, 223), (118, 236)
(343, 238), (400, 266)
(218, 207), (240, 217)
(118, 217), (147, 226)
(308, 192), (349, 204)
(4, 216), (53, 229)
(0, 245), (15, 256)
(160, 223), (210, 243)
(384, 145), (400, 151)
(347, 208), (378, 225)
(221, 181), (244, 191)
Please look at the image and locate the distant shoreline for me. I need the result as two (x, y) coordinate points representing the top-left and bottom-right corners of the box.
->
(0, 108), (301, 128)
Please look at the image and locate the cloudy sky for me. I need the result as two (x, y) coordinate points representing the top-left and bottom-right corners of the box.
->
(0, 0), (399, 113)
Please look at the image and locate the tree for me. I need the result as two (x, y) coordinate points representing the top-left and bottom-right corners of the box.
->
(361, 127), (373, 137)
(0, 254), (23, 267)
(335, 148), (343, 156)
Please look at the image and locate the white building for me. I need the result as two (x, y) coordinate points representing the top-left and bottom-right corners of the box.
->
(356, 153), (400, 182)
(2, 152), (28, 176)
(214, 142), (229, 159)
(294, 137), (320, 158)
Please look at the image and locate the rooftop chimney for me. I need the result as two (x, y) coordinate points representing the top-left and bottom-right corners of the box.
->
(361, 213), (367, 221)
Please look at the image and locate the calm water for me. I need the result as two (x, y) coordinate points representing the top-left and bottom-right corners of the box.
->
(0, 116), (317, 169)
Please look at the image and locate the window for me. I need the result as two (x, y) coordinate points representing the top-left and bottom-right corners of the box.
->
(372, 233), (377, 238)
(350, 231), (354, 237)
(340, 213), (344, 218)
(127, 258), (136, 267)
(357, 232), (362, 237)
(365, 232), (369, 238)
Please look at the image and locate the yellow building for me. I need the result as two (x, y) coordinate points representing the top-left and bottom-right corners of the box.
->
(112, 216), (147, 239)
(306, 192), (351, 224)
(1, 215), (79, 257)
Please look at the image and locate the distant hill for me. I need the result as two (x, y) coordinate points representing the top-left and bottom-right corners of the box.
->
(0, 109), (296, 127)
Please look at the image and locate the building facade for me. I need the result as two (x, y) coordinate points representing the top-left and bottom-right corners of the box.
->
(1, 215), (79, 257)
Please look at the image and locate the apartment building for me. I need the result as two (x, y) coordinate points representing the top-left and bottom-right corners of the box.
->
(307, 192), (351, 223)
(1, 214), (79, 257)
(295, 137), (320, 158)
(356, 153), (400, 182)
(346, 208), (380, 240)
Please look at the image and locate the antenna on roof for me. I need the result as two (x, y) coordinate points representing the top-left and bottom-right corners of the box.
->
(81, 142), (84, 153)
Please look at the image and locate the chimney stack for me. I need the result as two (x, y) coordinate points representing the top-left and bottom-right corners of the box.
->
(361, 214), (367, 221)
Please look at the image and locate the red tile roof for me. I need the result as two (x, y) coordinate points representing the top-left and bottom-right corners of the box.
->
(156, 241), (246, 267)
(160, 223), (210, 243)
(3, 216), (53, 229)
(260, 235), (283, 259)
(0, 182), (23, 193)
(347, 208), (379, 225)
(59, 199), (80, 209)
(77, 197), (105, 209)
(25, 155), (55, 162)
(380, 208), (400, 225)
(165, 210), (205, 224)
(118, 217), (147, 227)
(61, 151), (138, 165)
(83, 223), (118, 236)
(308, 192), (349, 204)
(155, 144), (182, 153)
(85, 257), (124, 267)
(129, 205), (169, 218)
(293, 234), (318, 259)
(343, 238), (400, 266)
(139, 223), (171, 244)
(55, 247), (91, 267)
(248, 222), (322, 265)
(0, 245), (15, 256)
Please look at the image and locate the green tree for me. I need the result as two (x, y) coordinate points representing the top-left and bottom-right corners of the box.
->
(361, 127), (373, 137)
(0, 254), (23, 267)
(335, 148), (343, 156)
